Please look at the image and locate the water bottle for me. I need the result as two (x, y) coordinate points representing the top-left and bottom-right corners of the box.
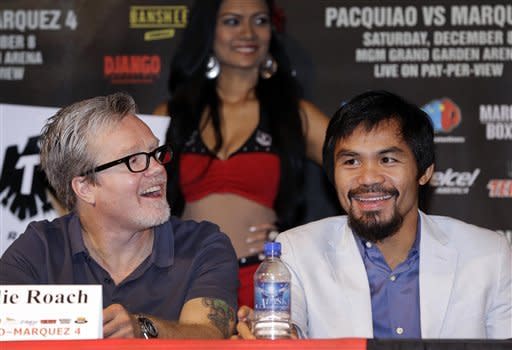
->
(253, 241), (291, 339)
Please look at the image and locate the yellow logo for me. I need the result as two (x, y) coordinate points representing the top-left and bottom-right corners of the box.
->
(130, 6), (188, 41)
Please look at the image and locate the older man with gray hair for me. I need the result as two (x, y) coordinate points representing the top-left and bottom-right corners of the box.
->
(0, 92), (238, 339)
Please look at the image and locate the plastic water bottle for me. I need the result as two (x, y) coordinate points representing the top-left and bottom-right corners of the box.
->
(253, 241), (291, 339)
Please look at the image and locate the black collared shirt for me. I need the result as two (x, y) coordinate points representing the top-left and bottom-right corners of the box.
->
(0, 213), (238, 320)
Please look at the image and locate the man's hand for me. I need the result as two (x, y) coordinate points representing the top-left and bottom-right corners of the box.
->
(233, 305), (299, 339)
(103, 303), (138, 338)
(233, 305), (256, 339)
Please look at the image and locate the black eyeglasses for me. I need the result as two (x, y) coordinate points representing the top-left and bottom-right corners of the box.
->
(81, 144), (173, 176)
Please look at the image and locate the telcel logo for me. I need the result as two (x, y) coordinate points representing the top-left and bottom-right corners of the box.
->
(429, 168), (480, 195)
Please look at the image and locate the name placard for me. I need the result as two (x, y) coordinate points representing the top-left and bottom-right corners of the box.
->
(0, 285), (102, 341)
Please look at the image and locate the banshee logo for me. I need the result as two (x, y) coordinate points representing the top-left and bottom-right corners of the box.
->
(0, 137), (52, 220)
(129, 6), (188, 41)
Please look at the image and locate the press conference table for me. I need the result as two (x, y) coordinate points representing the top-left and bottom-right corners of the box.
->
(2, 338), (511, 350)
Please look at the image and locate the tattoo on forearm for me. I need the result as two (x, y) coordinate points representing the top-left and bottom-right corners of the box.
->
(202, 298), (234, 338)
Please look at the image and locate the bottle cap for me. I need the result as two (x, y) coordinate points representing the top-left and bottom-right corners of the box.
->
(263, 241), (281, 257)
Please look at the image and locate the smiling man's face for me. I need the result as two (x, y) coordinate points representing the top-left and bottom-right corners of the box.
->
(333, 118), (432, 242)
(86, 114), (170, 232)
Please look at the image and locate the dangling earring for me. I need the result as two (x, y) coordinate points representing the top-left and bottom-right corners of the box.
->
(259, 54), (277, 79)
(205, 55), (220, 79)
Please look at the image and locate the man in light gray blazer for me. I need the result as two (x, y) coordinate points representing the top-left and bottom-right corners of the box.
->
(236, 90), (511, 339)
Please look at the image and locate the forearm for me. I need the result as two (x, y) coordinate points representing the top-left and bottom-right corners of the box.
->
(104, 303), (231, 339)
(109, 298), (235, 339)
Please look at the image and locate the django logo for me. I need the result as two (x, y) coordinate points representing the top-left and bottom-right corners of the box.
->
(422, 98), (461, 133)
(103, 55), (161, 85)
(0, 137), (53, 220)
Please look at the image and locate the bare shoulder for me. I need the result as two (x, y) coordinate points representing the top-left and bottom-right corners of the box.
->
(152, 101), (169, 116)
(298, 99), (330, 164)
(299, 99), (329, 122)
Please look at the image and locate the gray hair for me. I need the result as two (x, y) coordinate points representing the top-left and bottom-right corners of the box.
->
(39, 92), (137, 210)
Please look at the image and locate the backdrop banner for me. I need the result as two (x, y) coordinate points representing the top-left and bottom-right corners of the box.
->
(0, 0), (510, 255)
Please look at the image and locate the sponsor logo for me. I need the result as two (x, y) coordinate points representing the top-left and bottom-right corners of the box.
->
(19, 320), (38, 326)
(40, 320), (57, 324)
(429, 168), (480, 195)
(479, 105), (512, 141)
(487, 161), (512, 198)
(129, 6), (188, 41)
(0, 137), (53, 221)
(422, 98), (465, 144)
(74, 317), (87, 324)
(487, 179), (512, 198)
(103, 55), (161, 85)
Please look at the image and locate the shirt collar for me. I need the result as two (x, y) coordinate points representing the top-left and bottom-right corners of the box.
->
(151, 220), (175, 268)
(69, 212), (87, 257)
(354, 215), (422, 257)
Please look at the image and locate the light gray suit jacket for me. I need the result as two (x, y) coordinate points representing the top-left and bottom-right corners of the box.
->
(276, 211), (511, 339)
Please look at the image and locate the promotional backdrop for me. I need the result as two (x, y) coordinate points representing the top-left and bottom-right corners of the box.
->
(0, 0), (510, 255)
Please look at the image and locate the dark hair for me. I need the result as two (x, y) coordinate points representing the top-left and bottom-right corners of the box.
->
(165, 0), (306, 229)
(322, 90), (435, 184)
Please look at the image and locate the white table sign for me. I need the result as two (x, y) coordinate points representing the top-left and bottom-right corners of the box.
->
(0, 285), (102, 340)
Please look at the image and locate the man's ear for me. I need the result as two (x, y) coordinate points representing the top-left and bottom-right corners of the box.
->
(418, 164), (434, 186)
(71, 176), (96, 205)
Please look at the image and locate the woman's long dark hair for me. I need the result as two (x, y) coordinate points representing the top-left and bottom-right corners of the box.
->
(165, 0), (306, 230)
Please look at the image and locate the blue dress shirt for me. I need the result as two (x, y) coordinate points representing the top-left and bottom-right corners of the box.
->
(355, 220), (422, 339)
